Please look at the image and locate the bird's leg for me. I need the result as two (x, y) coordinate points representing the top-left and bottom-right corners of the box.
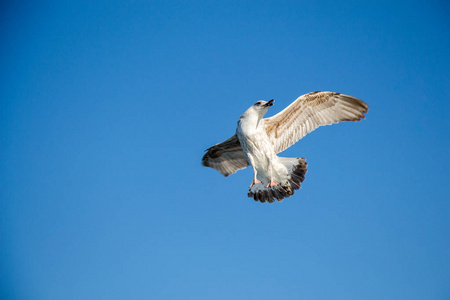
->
(266, 163), (279, 188)
(250, 167), (262, 188)
(248, 156), (262, 188)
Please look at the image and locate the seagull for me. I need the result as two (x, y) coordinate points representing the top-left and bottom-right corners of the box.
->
(202, 91), (369, 203)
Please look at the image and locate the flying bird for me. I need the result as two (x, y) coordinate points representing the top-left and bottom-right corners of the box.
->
(202, 91), (369, 203)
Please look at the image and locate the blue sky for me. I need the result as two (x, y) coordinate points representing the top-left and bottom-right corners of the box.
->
(1, 1), (449, 299)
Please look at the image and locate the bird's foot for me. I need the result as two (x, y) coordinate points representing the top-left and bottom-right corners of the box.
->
(266, 179), (279, 188)
(249, 179), (262, 188)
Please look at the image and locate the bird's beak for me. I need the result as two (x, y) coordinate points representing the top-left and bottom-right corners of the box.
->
(264, 99), (274, 107)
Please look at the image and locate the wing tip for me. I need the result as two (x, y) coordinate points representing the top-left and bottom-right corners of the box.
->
(336, 93), (369, 121)
(202, 135), (248, 176)
(201, 158), (233, 177)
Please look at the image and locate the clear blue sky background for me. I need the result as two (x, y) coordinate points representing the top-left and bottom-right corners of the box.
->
(1, 1), (449, 299)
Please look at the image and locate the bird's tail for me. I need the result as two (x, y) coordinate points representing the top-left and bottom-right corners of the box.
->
(248, 157), (308, 203)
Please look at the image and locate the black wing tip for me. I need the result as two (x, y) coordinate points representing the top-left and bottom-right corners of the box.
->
(201, 154), (233, 177)
(336, 93), (369, 120)
(201, 151), (209, 166)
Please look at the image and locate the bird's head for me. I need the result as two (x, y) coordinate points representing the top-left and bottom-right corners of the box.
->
(250, 99), (274, 117)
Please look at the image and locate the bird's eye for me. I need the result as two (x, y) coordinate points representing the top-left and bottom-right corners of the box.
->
(255, 101), (261, 106)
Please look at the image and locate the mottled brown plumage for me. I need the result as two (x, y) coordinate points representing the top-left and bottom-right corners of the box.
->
(264, 92), (368, 153)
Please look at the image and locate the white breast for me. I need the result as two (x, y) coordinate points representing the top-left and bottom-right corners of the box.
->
(237, 118), (277, 176)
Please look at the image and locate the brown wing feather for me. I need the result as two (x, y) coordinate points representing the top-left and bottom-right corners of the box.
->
(202, 134), (249, 177)
(264, 91), (369, 153)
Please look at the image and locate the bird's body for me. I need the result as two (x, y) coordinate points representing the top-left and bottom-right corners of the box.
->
(236, 106), (277, 186)
(202, 91), (369, 203)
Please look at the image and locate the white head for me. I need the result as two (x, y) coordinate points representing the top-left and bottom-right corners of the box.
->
(243, 99), (274, 118)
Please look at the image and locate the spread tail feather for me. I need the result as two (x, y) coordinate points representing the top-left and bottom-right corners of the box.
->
(248, 157), (307, 203)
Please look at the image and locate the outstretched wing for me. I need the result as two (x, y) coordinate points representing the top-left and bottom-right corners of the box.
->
(202, 134), (249, 177)
(264, 91), (369, 153)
